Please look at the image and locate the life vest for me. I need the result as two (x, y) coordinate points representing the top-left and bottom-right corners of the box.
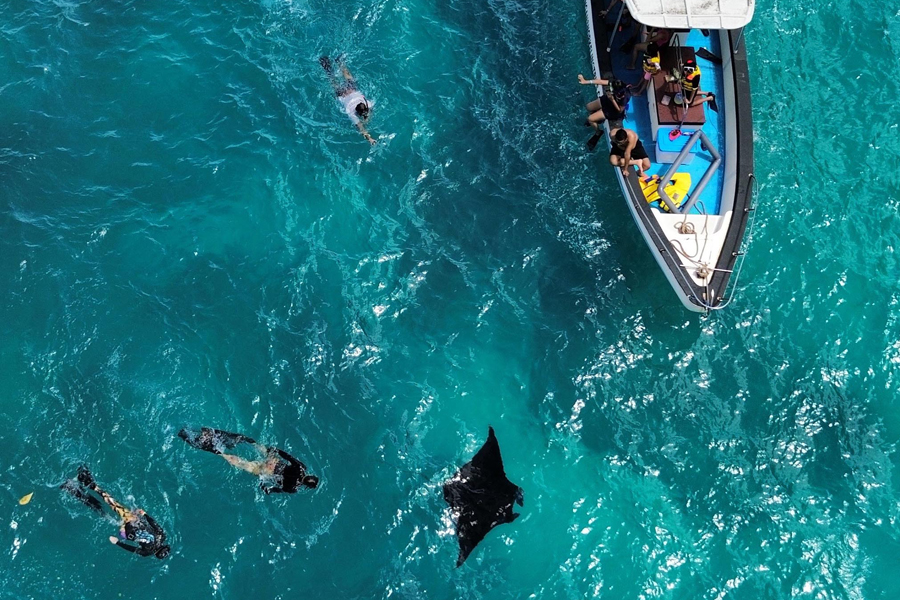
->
(681, 66), (702, 92)
(643, 54), (661, 75)
(640, 173), (692, 212)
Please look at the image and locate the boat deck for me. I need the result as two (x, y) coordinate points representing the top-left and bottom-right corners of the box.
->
(604, 27), (725, 214)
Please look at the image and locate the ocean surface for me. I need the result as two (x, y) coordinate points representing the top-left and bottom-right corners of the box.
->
(1, 0), (899, 598)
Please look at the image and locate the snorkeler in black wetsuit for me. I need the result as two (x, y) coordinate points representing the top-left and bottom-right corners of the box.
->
(60, 466), (170, 559)
(179, 427), (319, 494)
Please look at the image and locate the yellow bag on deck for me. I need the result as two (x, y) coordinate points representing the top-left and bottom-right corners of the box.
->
(640, 173), (692, 212)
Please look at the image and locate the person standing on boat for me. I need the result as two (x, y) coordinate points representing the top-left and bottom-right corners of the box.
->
(675, 59), (717, 111)
(320, 55), (376, 145)
(609, 127), (651, 178)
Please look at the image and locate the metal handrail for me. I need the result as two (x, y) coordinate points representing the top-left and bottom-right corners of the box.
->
(656, 129), (721, 214)
(606, 1), (627, 52)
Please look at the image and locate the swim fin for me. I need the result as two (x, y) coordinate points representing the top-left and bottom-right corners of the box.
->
(696, 48), (722, 65)
(319, 56), (332, 72)
(586, 131), (604, 151)
(179, 427), (256, 455)
(76, 465), (95, 488)
(707, 93), (719, 113)
(60, 479), (104, 513)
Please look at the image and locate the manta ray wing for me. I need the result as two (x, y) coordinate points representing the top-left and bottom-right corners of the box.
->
(443, 427), (523, 566)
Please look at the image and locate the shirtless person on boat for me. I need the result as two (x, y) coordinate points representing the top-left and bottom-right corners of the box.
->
(609, 127), (651, 177)
(320, 55), (376, 145)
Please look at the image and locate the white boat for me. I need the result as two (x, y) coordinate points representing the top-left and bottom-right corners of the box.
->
(585, 0), (758, 312)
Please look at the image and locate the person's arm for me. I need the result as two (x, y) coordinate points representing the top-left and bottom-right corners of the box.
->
(646, 28), (670, 44)
(608, 94), (624, 113)
(622, 133), (638, 176)
(578, 74), (609, 86)
(599, 0), (620, 17)
(109, 536), (153, 556)
(260, 481), (285, 494)
(356, 122), (376, 145)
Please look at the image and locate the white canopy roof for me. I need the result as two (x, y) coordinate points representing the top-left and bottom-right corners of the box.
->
(625, 0), (755, 29)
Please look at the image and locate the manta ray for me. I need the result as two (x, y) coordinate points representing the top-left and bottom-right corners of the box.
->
(442, 427), (524, 566)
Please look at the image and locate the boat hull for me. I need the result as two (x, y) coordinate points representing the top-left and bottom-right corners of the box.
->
(585, 0), (755, 312)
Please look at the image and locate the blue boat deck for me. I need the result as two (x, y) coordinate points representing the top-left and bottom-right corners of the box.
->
(606, 28), (726, 215)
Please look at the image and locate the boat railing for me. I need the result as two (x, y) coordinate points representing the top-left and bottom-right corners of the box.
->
(606, 2), (628, 52)
(656, 129), (721, 214)
(733, 27), (745, 54)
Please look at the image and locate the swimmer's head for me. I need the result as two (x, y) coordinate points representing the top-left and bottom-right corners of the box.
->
(355, 101), (370, 120)
(646, 42), (659, 57)
(301, 475), (319, 490)
(614, 129), (628, 143)
(155, 545), (171, 559)
(683, 59), (697, 75)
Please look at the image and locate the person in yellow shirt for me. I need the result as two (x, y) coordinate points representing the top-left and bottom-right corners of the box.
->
(630, 42), (661, 97)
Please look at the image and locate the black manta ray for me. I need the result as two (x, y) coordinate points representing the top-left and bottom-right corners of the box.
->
(442, 427), (524, 566)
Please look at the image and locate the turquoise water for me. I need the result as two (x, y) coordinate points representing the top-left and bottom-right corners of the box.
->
(2, 0), (900, 597)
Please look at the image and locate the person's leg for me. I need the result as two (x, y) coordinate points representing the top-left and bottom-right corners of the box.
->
(634, 158), (651, 177)
(690, 90), (716, 109)
(179, 427), (220, 454)
(609, 155), (623, 167)
(210, 428), (256, 449)
(60, 480), (105, 513)
(586, 99), (602, 113)
(180, 427), (255, 454)
(628, 42), (648, 69)
(587, 109), (607, 130)
(632, 78), (649, 96)
(690, 91), (708, 105)
(92, 486), (131, 520)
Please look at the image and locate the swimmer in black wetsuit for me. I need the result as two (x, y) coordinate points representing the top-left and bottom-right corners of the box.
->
(179, 427), (319, 494)
(60, 466), (170, 559)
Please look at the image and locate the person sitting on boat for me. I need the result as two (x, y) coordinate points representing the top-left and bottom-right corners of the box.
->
(578, 75), (631, 150)
(609, 127), (651, 178)
(629, 42), (661, 97)
(626, 27), (672, 70)
(672, 59), (717, 111)
(320, 55), (376, 145)
(578, 75), (630, 128)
